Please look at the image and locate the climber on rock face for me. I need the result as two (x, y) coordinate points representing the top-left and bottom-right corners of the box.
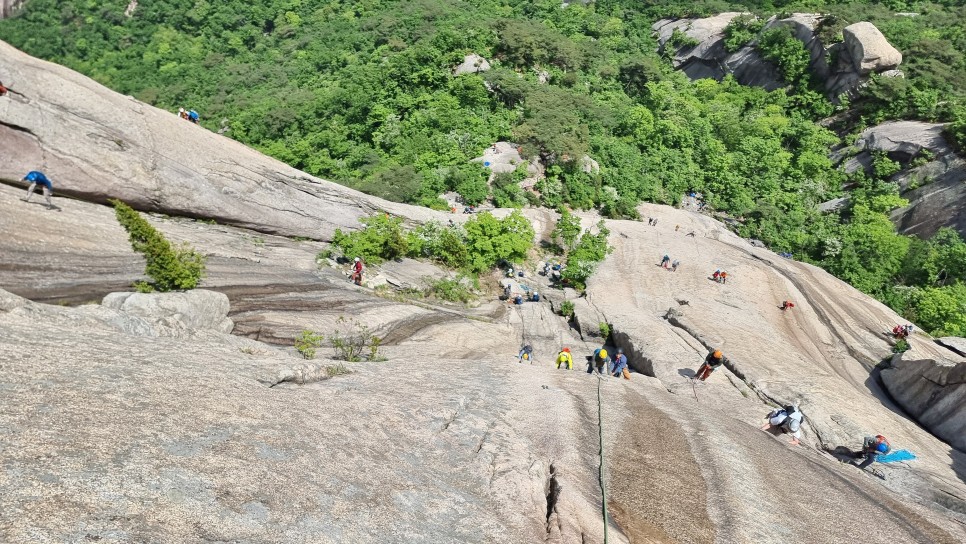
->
(20, 171), (55, 209)
(761, 405), (803, 446)
(660, 254), (671, 269)
(695, 349), (727, 381)
(0, 80), (7, 96)
(671, 259), (680, 272)
(781, 300), (795, 311)
(518, 344), (534, 364)
(609, 348), (629, 379)
(351, 257), (364, 285)
(851, 435), (891, 470)
(591, 347), (610, 375)
(556, 347), (573, 370)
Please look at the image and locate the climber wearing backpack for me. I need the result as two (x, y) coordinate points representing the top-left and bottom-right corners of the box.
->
(591, 348), (610, 375)
(20, 171), (55, 209)
(556, 347), (573, 370)
(188, 109), (200, 124)
(518, 345), (534, 365)
(609, 348), (629, 379)
(761, 405), (803, 445)
(851, 435), (891, 470)
(660, 254), (671, 269)
(694, 349), (727, 381)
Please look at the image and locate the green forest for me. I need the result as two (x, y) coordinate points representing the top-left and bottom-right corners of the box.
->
(2, 0), (965, 335)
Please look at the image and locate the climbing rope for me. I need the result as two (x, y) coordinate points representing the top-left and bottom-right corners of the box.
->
(596, 373), (610, 543)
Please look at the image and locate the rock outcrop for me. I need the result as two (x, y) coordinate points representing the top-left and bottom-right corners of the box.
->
(843, 22), (903, 74)
(832, 121), (966, 238)
(0, 40), (444, 240)
(0, 0), (25, 19)
(938, 337), (966, 357)
(102, 290), (234, 334)
(453, 53), (491, 75)
(653, 14), (902, 99)
(881, 357), (966, 452)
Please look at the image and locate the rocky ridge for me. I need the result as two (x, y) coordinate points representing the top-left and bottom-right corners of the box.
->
(653, 13), (902, 98)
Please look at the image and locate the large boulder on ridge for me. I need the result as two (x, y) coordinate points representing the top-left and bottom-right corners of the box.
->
(843, 22), (903, 75)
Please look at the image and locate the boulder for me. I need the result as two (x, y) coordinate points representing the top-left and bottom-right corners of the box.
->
(453, 53), (490, 76)
(0, 0), (25, 19)
(472, 141), (544, 185)
(843, 22), (902, 75)
(836, 121), (950, 174)
(102, 290), (234, 334)
(880, 357), (966, 451)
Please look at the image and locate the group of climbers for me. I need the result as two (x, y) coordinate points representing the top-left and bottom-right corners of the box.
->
(659, 254), (681, 272)
(892, 324), (914, 339)
(711, 269), (729, 284)
(178, 107), (200, 124)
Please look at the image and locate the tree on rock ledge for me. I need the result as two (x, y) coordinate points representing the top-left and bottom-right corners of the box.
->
(111, 200), (206, 292)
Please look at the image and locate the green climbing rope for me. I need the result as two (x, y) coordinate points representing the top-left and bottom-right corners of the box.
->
(597, 374), (610, 543)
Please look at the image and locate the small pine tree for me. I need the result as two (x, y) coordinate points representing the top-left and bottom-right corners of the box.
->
(111, 200), (206, 291)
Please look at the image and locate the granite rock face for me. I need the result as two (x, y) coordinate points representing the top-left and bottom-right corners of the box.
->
(0, 0), (25, 19)
(0, 40), (444, 240)
(881, 356), (966, 452)
(102, 290), (234, 334)
(831, 121), (966, 239)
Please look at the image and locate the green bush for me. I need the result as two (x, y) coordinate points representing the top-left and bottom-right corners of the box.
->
(551, 208), (582, 253)
(599, 322), (611, 338)
(724, 15), (764, 53)
(111, 200), (206, 291)
(559, 300), (575, 318)
(295, 330), (325, 359)
(463, 211), (535, 273)
(426, 277), (475, 303)
(330, 317), (383, 362)
(407, 221), (469, 269)
(561, 221), (612, 290)
(332, 214), (408, 264)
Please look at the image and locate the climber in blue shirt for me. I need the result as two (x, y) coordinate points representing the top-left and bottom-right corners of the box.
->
(21, 171), (54, 209)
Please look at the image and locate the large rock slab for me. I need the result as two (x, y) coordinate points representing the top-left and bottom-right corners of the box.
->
(0, 40), (444, 240)
(102, 290), (234, 334)
(881, 357), (966, 451)
(0, 0), (25, 19)
(843, 22), (903, 75)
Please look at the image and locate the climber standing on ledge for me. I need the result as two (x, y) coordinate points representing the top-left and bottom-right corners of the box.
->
(350, 257), (364, 286)
(20, 170), (55, 209)
(695, 349), (728, 381)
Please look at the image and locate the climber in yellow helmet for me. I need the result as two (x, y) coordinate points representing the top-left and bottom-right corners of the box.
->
(695, 349), (728, 381)
(592, 347), (610, 375)
(556, 347), (573, 370)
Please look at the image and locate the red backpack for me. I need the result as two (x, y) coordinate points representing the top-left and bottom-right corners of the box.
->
(0, 83), (7, 96)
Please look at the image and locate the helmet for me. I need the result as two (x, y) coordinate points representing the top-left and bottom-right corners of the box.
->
(562, 347), (570, 353)
(617, 348), (624, 354)
(713, 350), (722, 359)
(599, 349), (608, 359)
(876, 442), (889, 453)
(522, 353), (529, 360)
(354, 257), (360, 262)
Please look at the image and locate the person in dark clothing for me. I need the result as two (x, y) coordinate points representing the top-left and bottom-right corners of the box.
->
(852, 435), (890, 469)
(695, 349), (728, 381)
